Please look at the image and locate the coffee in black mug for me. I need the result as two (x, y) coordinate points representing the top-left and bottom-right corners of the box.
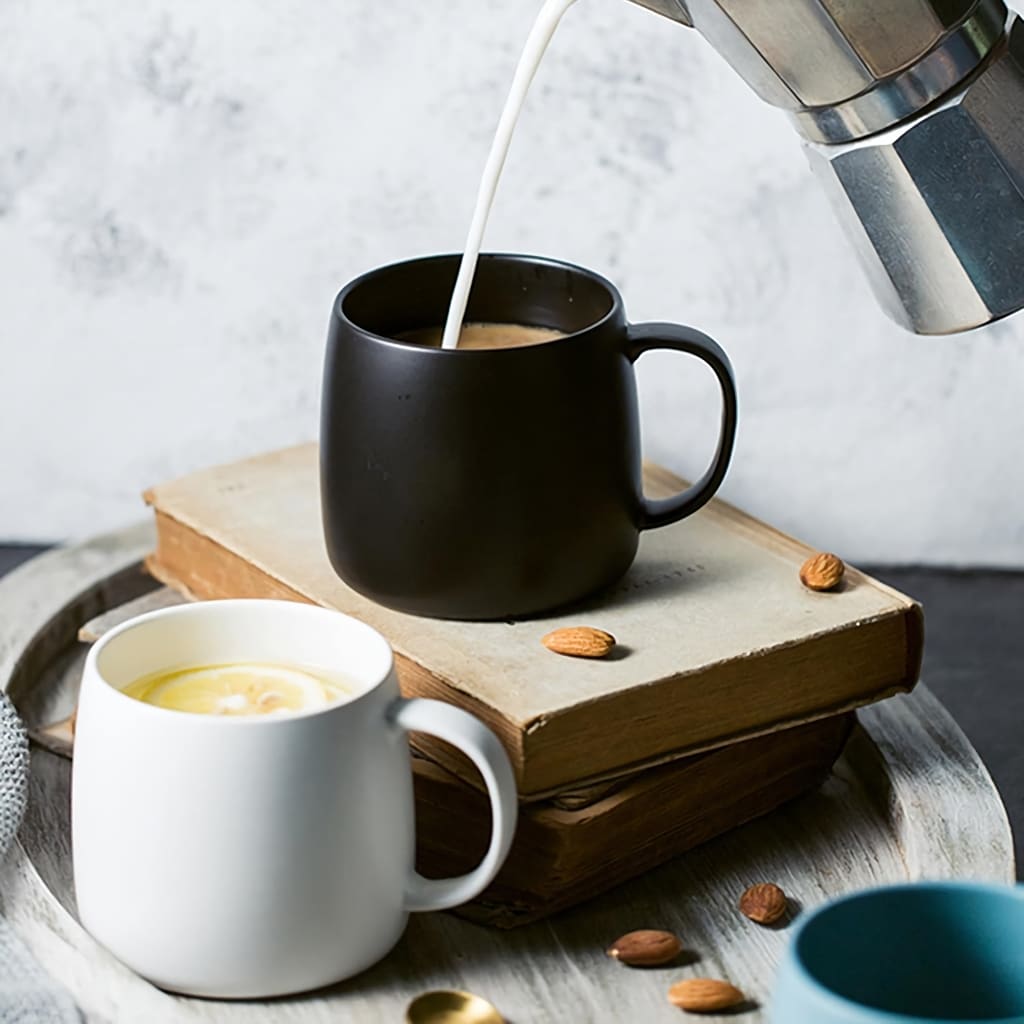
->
(321, 253), (737, 620)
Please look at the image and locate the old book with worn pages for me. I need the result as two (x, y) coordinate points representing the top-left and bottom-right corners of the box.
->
(144, 443), (922, 800)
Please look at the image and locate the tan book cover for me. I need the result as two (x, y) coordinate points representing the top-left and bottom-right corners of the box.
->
(144, 443), (922, 799)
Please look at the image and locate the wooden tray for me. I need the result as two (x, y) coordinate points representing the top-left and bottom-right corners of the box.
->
(0, 526), (1014, 1024)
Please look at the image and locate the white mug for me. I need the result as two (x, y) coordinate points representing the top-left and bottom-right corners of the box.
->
(72, 599), (518, 998)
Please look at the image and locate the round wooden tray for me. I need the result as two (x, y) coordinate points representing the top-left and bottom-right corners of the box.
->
(0, 526), (1015, 1023)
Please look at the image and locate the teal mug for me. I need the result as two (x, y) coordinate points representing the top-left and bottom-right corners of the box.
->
(771, 882), (1024, 1023)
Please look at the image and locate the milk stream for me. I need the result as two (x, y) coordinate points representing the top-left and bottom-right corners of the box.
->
(440, 0), (578, 350)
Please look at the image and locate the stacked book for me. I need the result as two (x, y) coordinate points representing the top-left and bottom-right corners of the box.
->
(142, 444), (922, 926)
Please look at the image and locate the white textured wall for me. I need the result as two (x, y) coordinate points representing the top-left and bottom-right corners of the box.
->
(2, 0), (1023, 564)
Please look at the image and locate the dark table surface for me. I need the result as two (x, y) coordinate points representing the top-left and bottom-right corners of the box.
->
(1, 545), (1020, 876)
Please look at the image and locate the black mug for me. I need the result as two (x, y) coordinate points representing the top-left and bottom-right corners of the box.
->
(321, 253), (738, 620)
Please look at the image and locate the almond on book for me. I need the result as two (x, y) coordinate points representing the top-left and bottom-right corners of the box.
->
(541, 626), (616, 658)
(800, 552), (845, 591)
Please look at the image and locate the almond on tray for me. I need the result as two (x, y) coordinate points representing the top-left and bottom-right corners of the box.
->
(606, 929), (683, 966)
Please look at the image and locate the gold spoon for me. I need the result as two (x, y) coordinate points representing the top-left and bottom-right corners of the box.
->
(406, 990), (505, 1024)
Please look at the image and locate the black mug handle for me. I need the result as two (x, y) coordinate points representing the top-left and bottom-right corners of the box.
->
(626, 322), (738, 530)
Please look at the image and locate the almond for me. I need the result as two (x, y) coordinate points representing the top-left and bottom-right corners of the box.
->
(668, 978), (745, 1012)
(799, 552), (844, 592)
(542, 626), (615, 659)
(606, 929), (682, 967)
(739, 882), (788, 925)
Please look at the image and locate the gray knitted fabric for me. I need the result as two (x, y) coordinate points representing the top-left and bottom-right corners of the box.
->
(0, 694), (28, 856)
(0, 693), (81, 1022)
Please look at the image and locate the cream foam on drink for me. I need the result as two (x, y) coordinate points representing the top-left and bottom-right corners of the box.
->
(440, 0), (578, 350)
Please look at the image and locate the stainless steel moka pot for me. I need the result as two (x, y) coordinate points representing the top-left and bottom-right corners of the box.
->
(629, 0), (1024, 335)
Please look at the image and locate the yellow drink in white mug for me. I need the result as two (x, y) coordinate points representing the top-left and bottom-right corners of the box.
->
(121, 662), (353, 716)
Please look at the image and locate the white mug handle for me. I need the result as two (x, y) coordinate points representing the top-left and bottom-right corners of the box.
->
(389, 697), (518, 912)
